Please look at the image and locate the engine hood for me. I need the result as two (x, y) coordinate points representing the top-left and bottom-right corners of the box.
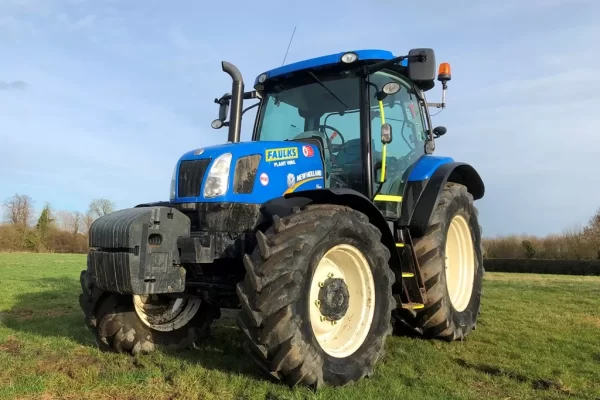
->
(172, 140), (325, 204)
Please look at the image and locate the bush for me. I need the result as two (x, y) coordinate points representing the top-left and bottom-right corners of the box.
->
(0, 224), (88, 253)
(522, 240), (536, 259)
(483, 228), (599, 260)
(0, 195), (114, 254)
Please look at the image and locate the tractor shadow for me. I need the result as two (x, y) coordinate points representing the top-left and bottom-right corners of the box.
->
(1, 277), (93, 346)
(175, 309), (272, 381)
(0, 277), (267, 381)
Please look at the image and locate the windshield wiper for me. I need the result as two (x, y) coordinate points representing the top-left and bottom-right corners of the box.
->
(307, 71), (348, 110)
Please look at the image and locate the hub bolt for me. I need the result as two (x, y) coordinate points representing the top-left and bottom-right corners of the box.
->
(318, 281), (324, 288)
(315, 300), (321, 308)
(327, 272), (334, 278)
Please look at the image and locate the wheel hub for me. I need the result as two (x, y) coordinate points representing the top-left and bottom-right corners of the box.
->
(318, 277), (349, 321)
(309, 244), (376, 358)
(133, 294), (202, 332)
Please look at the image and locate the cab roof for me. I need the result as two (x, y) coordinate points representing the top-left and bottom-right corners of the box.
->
(254, 49), (408, 87)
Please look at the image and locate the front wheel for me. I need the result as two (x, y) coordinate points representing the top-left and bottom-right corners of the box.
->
(393, 182), (484, 340)
(236, 204), (395, 388)
(79, 271), (220, 354)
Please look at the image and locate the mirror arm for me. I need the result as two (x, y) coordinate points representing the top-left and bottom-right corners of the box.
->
(242, 102), (259, 116)
(364, 54), (425, 75)
(427, 102), (444, 109)
(243, 90), (258, 100)
(215, 90), (257, 104)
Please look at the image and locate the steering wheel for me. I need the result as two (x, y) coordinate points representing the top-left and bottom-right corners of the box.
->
(318, 124), (345, 145)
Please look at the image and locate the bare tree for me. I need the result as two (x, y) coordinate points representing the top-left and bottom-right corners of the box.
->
(56, 210), (83, 235)
(88, 198), (115, 219)
(3, 194), (35, 226)
(83, 211), (95, 234)
(72, 211), (82, 235)
(583, 207), (600, 258)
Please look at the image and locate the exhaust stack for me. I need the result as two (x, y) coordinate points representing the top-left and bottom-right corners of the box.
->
(221, 61), (244, 143)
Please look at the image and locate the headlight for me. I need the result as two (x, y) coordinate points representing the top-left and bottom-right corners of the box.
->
(170, 165), (177, 200)
(203, 153), (232, 198)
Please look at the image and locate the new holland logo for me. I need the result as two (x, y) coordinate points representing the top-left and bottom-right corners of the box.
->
(265, 147), (298, 162)
(287, 173), (296, 188)
(296, 170), (323, 181)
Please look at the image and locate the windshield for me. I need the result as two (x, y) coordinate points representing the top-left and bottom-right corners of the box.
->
(253, 68), (428, 202)
(255, 71), (366, 192)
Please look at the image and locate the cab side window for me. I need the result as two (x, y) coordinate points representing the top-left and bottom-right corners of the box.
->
(369, 72), (428, 217)
(370, 73), (427, 172)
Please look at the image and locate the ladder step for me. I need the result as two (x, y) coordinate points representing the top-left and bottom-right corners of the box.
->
(401, 273), (415, 278)
(402, 303), (425, 310)
(374, 194), (403, 202)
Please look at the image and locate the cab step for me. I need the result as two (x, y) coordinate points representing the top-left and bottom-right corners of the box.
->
(395, 228), (427, 307)
(401, 302), (424, 310)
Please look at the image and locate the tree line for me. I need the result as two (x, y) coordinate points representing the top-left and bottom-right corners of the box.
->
(0, 194), (116, 253)
(483, 208), (600, 260)
(1, 192), (600, 260)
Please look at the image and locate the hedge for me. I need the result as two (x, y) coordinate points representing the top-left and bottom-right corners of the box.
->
(483, 258), (600, 276)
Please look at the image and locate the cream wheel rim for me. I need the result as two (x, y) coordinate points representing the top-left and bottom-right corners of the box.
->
(133, 294), (201, 332)
(309, 244), (375, 358)
(445, 215), (475, 312)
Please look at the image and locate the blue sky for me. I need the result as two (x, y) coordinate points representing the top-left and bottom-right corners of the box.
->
(1, 0), (599, 237)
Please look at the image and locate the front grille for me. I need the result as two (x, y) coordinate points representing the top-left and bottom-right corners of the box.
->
(233, 155), (261, 194)
(178, 159), (211, 197)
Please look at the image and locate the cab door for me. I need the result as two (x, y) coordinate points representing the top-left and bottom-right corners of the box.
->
(369, 71), (427, 219)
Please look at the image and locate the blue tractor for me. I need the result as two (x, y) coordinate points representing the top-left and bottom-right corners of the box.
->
(80, 48), (485, 388)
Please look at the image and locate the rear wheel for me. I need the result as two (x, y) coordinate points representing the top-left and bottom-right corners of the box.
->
(236, 204), (395, 388)
(79, 271), (220, 354)
(393, 182), (483, 340)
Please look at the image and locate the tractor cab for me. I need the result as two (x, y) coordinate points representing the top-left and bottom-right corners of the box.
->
(213, 49), (449, 219)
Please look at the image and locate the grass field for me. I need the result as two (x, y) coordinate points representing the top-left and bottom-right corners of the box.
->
(0, 253), (599, 400)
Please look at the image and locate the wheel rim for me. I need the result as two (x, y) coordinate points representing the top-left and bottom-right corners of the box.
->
(445, 215), (475, 312)
(133, 294), (201, 332)
(309, 244), (375, 358)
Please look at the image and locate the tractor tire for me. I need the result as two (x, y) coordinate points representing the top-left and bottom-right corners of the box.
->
(393, 182), (484, 341)
(79, 270), (220, 354)
(236, 204), (395, 388)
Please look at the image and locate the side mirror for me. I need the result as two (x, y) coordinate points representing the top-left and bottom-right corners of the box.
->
(433, 126), (447, 138)
(408, 48), (436, 91)
(218, 101), (229, 121)
(212, 93), (231, 130)
(381, 123), (393, 144)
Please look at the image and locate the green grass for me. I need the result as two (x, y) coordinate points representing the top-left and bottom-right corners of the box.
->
(1, 253), (599, 400)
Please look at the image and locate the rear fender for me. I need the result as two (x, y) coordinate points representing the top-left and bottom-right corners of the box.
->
(400, 162), (485, 237)
(261, 189), (403, 295)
